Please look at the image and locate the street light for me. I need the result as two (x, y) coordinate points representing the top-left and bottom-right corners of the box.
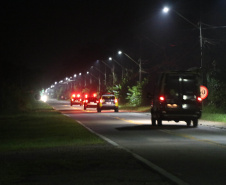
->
(90, 66), (102, 92)
(162, 6), (203, 69)
(91, 65), (106, 86)
(109, 57), (124, 80)
(101, 60), (115, 85)
(118, 50), (142, 83)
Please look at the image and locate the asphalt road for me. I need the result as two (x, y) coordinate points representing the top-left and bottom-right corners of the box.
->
(48, 99), (226, 185)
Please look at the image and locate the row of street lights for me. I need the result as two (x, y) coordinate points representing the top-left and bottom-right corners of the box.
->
(47, 5), (208, 94)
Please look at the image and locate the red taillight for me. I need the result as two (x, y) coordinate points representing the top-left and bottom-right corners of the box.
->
(85, 99), (88, 103)
(85, 94), (88, 98)
(159, 96), (165, 102)
(72, 94), (75, 98)
(77, 94), (80, 98)
(114, 99), (118, 103)
(96, 100), (99, 103)
(93, 93), (97, 97)
(100, 99), (103, 103)
(197, 96), (202, 102)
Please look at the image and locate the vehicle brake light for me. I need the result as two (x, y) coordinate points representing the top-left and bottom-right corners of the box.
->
(159, 96), (165, 102)
(96, 100), (99, 103)
(197, 96), (202, 102)
(93, 93), (97, 97)
(114, 99), (118, 103)
(77, 94), (80, 98)
(100, 99), (103, 103)
(72, 94), (75, 98)
(85, 99), (88, 103)
(85, 94), (88, 98)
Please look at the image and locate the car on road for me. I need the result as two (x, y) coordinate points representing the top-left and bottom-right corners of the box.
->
(83, 93), (98, 110)
(97, 93), (118, 112)
(70, 93), (83, 106)
(151, 71), (202, 127)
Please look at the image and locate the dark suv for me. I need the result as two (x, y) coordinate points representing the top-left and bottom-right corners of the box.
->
(97, 93), (118, 112)
(151, 71), (202, 127)
(70, 93), (83, 106)
(83, 94), (98, 110)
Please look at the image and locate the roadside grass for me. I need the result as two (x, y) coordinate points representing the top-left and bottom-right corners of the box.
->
(201, 105), (226, 122)
(0, 100), (104, 152)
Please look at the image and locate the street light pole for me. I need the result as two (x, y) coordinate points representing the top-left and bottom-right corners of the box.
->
(109, 57), (124, 80)
(101, 60), (115, 85)
(163, 7), (203, 69)
(118, 51), (142, 83)
(91, 66), (105, 88)
(90, 73), (100, 92)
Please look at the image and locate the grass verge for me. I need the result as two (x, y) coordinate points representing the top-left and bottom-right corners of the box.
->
(0, 100), (104, 152)
(201, 105), (226, 122)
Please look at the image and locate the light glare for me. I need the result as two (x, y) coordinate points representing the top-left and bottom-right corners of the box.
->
(163, 7), (169, 13)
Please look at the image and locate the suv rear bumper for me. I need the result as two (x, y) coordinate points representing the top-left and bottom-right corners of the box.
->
(159, 111), (202, 120)
(100, 105), (118, 110)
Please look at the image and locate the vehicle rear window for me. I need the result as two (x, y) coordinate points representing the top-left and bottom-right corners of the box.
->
(182, 76), (197, 95)
(164, 74), (198, 97)
(165, 75), (179, 98)
(88, 97), (97, 101)
(102, 96), (115, 99)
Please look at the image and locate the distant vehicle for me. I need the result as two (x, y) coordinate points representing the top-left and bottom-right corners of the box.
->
(70, 93), (83, 106)
(97, 93), (119, 112)
(83, 93), (98, 110)
(151, 71), (202, 127)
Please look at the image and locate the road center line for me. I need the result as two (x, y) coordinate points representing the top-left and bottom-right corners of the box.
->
(161, 130), (226, 148)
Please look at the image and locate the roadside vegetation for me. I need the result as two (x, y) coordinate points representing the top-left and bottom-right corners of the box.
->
(0, 99), (104, 152)
(0, 97), (171, 185)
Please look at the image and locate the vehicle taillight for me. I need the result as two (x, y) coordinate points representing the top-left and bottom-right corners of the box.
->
(197, 96), (202, 102)
(100, 99), (103, 103)
(93, 93), (97, 97)
(96, 100), (99, 103)
(159, 96), (165, 102)
(85, 94), (88, 98)
(114, 99), (118, 103)
(72, 94), (75, 98)
(85, 99), (88, 103)
(77, 94), (80, 98)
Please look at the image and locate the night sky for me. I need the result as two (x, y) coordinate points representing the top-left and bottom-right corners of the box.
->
(1, 0), (226, 89)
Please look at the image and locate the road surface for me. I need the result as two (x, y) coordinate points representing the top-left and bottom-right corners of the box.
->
(48, 99), (226, 185)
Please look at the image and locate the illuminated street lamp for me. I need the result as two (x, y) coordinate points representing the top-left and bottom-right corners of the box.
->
(162, 6), (203, 69)
(118, 50), (142, 83)
(109, 57), (124, 80)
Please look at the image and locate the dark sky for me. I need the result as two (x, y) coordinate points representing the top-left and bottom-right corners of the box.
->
(1, 0), (226, 89)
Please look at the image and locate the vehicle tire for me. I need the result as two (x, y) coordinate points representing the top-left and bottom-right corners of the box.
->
(157, 119), (162, 126)
(186, 120), (191, 126)
(115, 108), (118, 112)
(151, 117), (156, 126)
(193, 119), (198, 127)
